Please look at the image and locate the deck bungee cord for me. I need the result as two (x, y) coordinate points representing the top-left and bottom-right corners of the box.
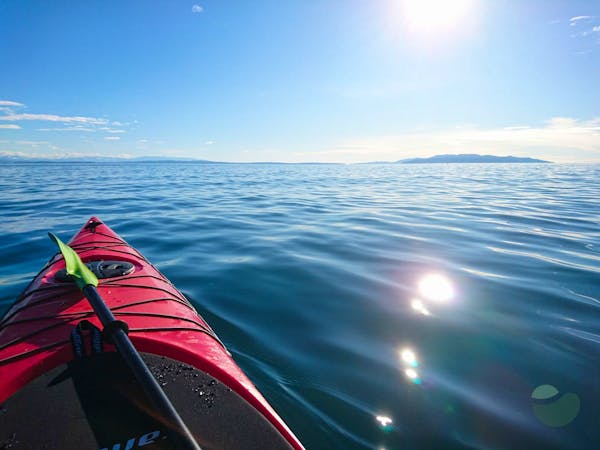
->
(51, 231), (201, 450)
(0, 217), (304, 450)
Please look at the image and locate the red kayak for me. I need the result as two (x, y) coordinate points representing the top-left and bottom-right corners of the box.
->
(0, 217), (304, 450)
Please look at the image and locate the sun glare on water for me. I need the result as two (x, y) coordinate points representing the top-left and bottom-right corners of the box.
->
(418, 273), (454, 303)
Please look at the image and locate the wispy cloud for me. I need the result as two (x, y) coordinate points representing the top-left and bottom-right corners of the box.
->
(16, 140), (49, 146)
(569, 15), (600, 47)
(0, 100), (25, 116)
(100, 127), (126, 133)
(308, 117), (600, 163)
(0, 100), (24, 107)
(0, 100), (130, 153)
(1, 103), (129, 136)
(0, 150), (135, 160)
(38, 126), (96, 132)
(578, 25), (600, 37)
(0, 113), (108, 124)
(570, 16), (593, 26)
(192, 4), (203, 13)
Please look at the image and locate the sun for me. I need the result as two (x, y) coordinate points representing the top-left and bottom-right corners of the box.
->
(399, 0), (475, 34)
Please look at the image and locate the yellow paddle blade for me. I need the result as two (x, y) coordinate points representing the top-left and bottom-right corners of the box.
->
(48, 232), (98, 289)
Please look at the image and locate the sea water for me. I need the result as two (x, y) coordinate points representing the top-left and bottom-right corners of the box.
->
(1, 162), (599, 449)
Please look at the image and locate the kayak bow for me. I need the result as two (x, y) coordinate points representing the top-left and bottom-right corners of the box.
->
(0, 217), (304, 450)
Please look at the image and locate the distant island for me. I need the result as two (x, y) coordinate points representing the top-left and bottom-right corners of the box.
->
(397, 154), (551, 164)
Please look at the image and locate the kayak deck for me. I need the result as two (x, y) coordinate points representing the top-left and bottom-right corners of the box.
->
(1, 352), (292, 449)
(0, 217), (302, 449)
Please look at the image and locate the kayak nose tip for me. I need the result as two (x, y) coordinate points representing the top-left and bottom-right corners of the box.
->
(85, 217), (103, 231)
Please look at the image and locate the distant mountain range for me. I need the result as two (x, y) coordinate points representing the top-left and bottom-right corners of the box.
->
(0, 154), (214, 163)
(396, 154), (551, 164)
(0, 153), (551, 164)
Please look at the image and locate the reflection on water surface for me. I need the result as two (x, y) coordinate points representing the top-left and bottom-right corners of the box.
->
(1, 162), (598, 449)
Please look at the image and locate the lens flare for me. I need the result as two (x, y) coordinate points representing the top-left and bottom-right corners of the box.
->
(404, 369), (421, 384)
(400, 348), (418, 367)
(410, 298), (431, 316)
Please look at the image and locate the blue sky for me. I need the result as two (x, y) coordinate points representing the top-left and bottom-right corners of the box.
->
(1, 1), (599, 162)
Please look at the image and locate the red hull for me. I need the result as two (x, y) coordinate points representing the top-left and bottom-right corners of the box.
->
(0, 217), (303, 449)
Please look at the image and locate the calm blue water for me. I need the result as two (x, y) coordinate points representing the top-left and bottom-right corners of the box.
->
(1, 162), (599, 449)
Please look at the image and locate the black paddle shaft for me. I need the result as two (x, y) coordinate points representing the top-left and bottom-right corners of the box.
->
(82, 285), (202, 450)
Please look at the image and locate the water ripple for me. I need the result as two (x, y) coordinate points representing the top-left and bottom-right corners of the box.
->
(1, 162), (599, 449)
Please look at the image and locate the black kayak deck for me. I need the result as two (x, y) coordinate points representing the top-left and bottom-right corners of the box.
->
(0, 352), (293, 450)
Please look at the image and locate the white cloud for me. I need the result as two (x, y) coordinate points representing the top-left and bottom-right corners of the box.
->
(0, 113), (108, 124)
(571, 25), (600, 38)
(0, 150), (135, 160)
(567, 16), (600, 48)
(581, 25), (600, 37)
(0, 124), (20, 129)
(38, 126), (96, 132)
(310, 117), (600, 163)
(104, 136), (121, 140)
(16, 140), (49, 146)
(570, 16), (593, 26)
(192, 4), (203, 13)
(0, 100), (24, 107)
(0, 151), (29, 158)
